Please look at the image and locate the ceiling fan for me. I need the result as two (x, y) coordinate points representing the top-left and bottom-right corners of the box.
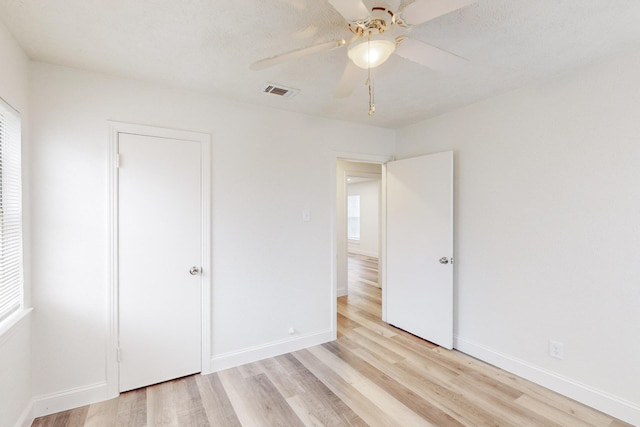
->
(251, 0), (477, 114)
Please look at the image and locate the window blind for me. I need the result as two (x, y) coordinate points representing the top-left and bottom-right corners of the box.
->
(0, 97), (23, 323)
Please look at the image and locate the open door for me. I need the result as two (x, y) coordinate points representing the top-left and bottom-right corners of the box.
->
(385, 151), (454, 349)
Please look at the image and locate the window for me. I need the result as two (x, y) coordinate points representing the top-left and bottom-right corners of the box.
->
(0, 97), (23, 324)
(347, 195), (360, 240)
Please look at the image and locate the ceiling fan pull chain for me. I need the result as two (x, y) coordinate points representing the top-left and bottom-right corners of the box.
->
(368, 74), (375, 116)
(367, 35), (375, 116)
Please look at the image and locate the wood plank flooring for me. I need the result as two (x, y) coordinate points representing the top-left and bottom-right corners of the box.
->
(33, 255), (632, 426)
(348, 254), (380, 288)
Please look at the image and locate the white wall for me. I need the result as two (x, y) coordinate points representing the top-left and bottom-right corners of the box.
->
(396, 48), (640, 425)
(347, 180), (380, 258)
(28, 62), (395, 415)
(0, 20), (33, 427)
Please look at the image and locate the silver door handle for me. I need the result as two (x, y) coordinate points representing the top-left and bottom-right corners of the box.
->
(189, 266), (200, 275)
(439, 257), (450, 265)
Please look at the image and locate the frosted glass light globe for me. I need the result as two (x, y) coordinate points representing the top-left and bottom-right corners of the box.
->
(348, 38), (396, 69)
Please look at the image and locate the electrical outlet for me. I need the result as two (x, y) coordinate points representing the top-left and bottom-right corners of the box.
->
(549, 340), (564, 360)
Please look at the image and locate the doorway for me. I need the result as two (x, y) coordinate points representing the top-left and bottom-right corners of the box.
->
(346, 174), (381, 297)
(108, 122), (212, 395)
(333, 152), (454, 350)
(336, 160), (382, 299)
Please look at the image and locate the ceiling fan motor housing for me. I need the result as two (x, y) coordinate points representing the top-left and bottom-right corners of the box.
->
(349, 6), (399, 37)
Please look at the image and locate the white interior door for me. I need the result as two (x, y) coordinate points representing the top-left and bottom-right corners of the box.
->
(118, 132), (202, 392)
(385, 151), (454, 349)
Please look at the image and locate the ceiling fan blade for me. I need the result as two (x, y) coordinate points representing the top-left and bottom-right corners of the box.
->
(386, 0), (402, 11)
(334, 61), (365, 98)
(251, 39), (346, 70)
(395, 38), (468, 73)
(401, 0), (477, 26)
(327, 0), (370, 22)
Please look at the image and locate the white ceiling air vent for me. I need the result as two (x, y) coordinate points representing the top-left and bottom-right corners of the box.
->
(263, 83), (300, 98)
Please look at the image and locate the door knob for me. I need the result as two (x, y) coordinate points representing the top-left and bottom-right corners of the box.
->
(439, 257), (450, 265)
(189, 266), (200, 275)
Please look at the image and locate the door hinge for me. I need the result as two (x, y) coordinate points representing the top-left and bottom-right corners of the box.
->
(117, 348), (122, 363)
(450, 257), (454, 265)
(115, 153), (121, 169)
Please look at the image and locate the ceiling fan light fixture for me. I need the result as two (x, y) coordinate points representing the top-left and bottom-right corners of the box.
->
(348, 37), (396, 69)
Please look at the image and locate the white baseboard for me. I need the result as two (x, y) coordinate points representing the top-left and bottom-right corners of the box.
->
(209, 329), (334, 373)
(455, 336), (640, 426)
(30, 331), (335, 417)
(347, 249), (378, 258)
(337, 287), (348, 297)
(32, 381), (112, 418)
(13, 400), (33, 427)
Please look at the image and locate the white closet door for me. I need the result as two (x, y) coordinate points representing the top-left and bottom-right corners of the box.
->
(118, 132), (202, 392)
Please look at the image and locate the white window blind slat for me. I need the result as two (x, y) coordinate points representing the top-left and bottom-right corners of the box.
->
(0, 98), (23, 324)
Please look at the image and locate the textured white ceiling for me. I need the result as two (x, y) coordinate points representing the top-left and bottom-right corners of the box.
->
(2, 0), (640, 128)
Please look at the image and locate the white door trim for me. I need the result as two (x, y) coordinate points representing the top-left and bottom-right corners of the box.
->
(107, 121), (212, 398)
(331, 152), (393, 338)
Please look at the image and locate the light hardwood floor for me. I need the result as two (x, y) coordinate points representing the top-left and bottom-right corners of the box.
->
(33, 255), (631, 426)
(348, 254), (380, 288)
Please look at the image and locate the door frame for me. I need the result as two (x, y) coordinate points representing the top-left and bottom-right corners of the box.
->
(332, 152), (393, 338)
(107, 121), (212, 397)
